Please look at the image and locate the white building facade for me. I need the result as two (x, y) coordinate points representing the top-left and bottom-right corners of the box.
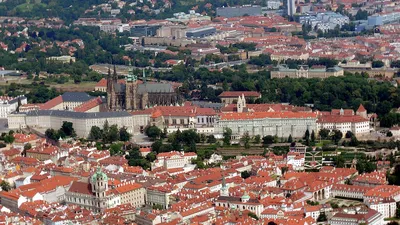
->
(366, 200), (396, 219)
(317, 115), (370, 136)
(151, 151), (197, 170)
(216, 112), (318, 139)
(8, 110), (133, 138)
(0, 96), (27, 118)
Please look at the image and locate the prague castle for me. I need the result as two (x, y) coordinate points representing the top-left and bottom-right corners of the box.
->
(106, 64), (180, 111)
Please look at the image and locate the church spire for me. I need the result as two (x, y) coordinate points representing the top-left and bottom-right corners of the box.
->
(113, 65), (118, 82)
(107, 66), (115, 111)
(143, 68), (146, 84)
(220, 173), (229, 197)
(126, 61), (137, 83)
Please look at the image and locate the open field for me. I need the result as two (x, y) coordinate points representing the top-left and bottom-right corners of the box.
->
(0, 76), (97, 92)
(0, 76), (31, 86)
(49, 81), (97, 92)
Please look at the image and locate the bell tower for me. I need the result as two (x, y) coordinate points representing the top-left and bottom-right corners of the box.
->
(237, 94), (246, 113)
(220, 174), (229, 197)
(90, 167), (109, 212)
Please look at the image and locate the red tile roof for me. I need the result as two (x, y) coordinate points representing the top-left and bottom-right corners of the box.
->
(40, 95), (63, 110)
(0, 190), (20, 200)
(68, 181), (93, 196)
(74, 97), (103, 112)
(364, 185), (400, 199)
(148, 106), (217, 118)
(13, 133), (39, 143)
(331, 109), (354, 116)
(3, 148), (21, 157)
(11, 156), (40, 166)
(317, 115), (369, 123)
(114, 183), (143, 194)
(139, 147), (151, 153)
(96, 78), (107, 87)
(26, 144), (59, 155)
(357, 104), (366, 112)
(95, 78), (127, 88)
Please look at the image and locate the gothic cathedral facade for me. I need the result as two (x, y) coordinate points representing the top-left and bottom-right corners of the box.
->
(107, 65), (179, 111)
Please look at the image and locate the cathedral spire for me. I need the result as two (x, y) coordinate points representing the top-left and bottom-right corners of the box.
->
(107, 66), (115, 111)
(113, 65), (118, 82)
(126, 61), (137, 83)
(143, 68), (146, 84)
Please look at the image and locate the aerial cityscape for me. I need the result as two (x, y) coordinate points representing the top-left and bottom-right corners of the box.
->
(0, 0), (400, 224)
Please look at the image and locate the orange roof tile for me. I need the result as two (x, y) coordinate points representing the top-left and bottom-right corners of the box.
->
(74, 97), (103, 112)
(40, 95), (63, 110)
(317, 115), (368, 123)
(95, 78), (126, 88)
(114, 183), (143, 194)
(357, 104), (366, 112)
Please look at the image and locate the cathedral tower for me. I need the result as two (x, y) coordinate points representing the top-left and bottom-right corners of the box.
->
(112, 65), (121, 110)
(106, 67), (115, 111)
(140, 68), (149, 109)
(125, 62), (138, 111)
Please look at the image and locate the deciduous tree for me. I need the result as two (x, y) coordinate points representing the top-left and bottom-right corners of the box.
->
(223, 127), (232, 146)
(145, 126), (162, 140)
(89, 126), (102, 141)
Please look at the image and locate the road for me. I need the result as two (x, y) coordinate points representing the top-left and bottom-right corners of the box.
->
(90, 64), (172, 75)
(198, 60), (249, 69)
(91, 60), (250, 75)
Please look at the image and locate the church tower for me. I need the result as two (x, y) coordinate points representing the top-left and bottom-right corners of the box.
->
(140, 68), (149, 109)
(112, 65), (121, 110)
(125, 62), (138, 111)
(356, 104), (367, 119)
(237, 94), (246, 113)
(220, 174), (229, 197)
(106, 67), (115, 111)
(90, 167), (109, 212)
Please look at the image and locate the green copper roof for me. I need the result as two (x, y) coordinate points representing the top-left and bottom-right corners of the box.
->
(91, 167), (108, 183)
(242, 192), (250, 200)
(126, 62), (137, 83)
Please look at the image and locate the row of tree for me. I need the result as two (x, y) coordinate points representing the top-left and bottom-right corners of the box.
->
(157, 65), (399, 118)
(88, 120), (131, 143)
(45, 121), (76, 140)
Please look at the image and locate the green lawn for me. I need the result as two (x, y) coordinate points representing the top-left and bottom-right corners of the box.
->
(48, 80), (97, 88)
(315, 140), (332, 147)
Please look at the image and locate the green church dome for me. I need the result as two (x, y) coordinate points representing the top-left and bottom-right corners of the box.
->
(241, 192), (250, 200)
(91, 167), (108, 183)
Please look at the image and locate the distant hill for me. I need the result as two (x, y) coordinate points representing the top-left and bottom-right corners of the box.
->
(0, 0), (108, 24)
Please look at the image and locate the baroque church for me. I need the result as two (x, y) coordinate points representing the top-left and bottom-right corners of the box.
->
(107, 65), (180, 111)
